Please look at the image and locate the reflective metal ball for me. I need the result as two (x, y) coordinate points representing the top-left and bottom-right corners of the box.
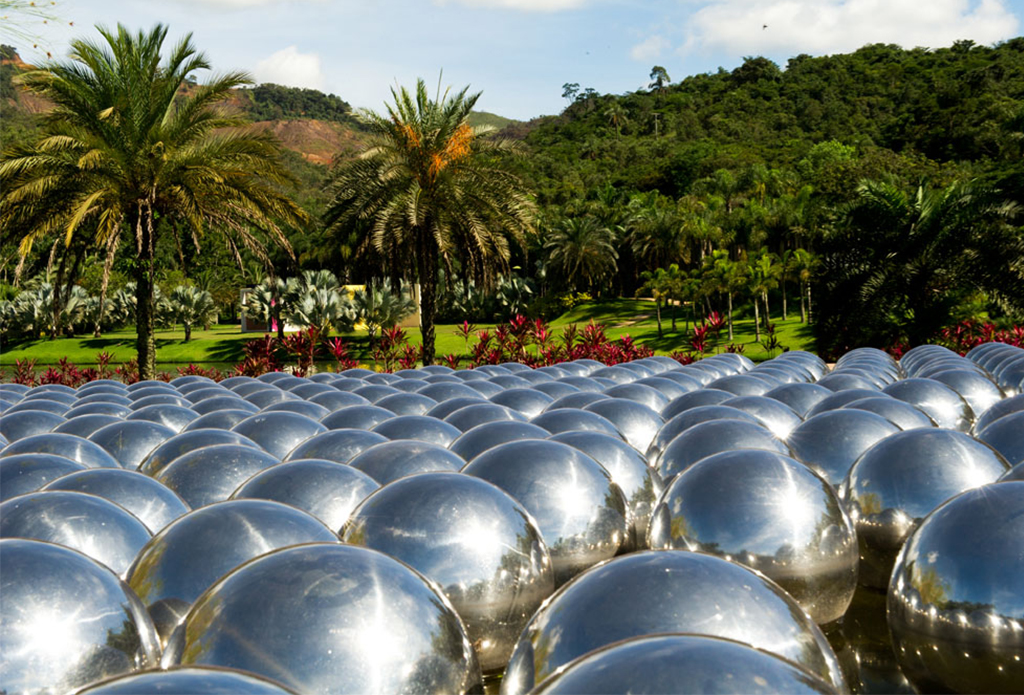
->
(163, 543), (482, 694)
(976, 410), (1024, 467)
(462, 439), (627, 586)
(0, 410), (67, 441)
(348, 440), (466, 485)
(0, 539), (160, 694)
(42, 468), (190, 533)
(840, 396), (936, 430)
(74, 666), (298, 694)
(583, 398), (663, 453)
(0, 453), (88, 502)
(342, 472), (554, 672)
(841, 428), (1009, 589)
(371, 414), (462, 446)
(283, 428), (388, 463)
(231, 412), (327, 459)
(0, 432), (121, 469)
(0, 490), (152, 576)
(788, 410), (900, 485)
(882, 378), (974, 432)
(500, 550), (845, 695)
(319, 404), (395, 430)
(765, 383), (835, 418)
(155, 444), (281, 509)
(888, 482), (1024, 693)
(139, 428), (263, 477)
(656, 419), (790, 482)
(89, 420), (178, 470)
(449, 420), (551, 462)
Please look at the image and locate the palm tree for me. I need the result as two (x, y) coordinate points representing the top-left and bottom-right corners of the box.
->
(638, 267), (670, 338)
(323, 79), (534, 365)
(790, 248), (819, 323)
(747, 249), (780, 341)
(544, 217), (619, 294)
(170, 285), (215, 342)
(353, 283), (416, 346)
(0, 24), (305, 378)
(706, 250), (747, 341)
(604, 102), (628, 135)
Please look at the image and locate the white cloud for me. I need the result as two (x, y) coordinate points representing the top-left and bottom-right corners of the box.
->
(680, 0), (1020, 57)
(631, 34), (670, 61)
(437, 0), (590, 11)
(255, 46), (325, 90)
(169, 0), (312, 7)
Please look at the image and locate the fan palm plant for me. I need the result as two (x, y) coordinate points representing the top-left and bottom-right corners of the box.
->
(169, 285), (216, 342)
(544, 217), (619, 294)
(0, 24), (306, 378)
(323, 78), (535, 364)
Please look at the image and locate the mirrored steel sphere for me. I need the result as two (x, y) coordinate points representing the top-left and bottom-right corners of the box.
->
(231, 412), (326, 459)
(89, 421), (177, 470)
(489, 388), (554, 419)
(65, 402), (133, 419)
(353, 383), (401, 402)
(181, 409), (256, 432)
(308, 390), (370, 412)
(583, 398), (663, 453)
(888, 482), (1024, 693)
(260, 400), (331, 420)
(425, 396), (488, 419)
(530, 408), (621, 438)
(707, 374), (775, 397)
(130, 394), (192, 410)
(140, 428), (263, 476)
(125, 404), (198, 432)
(973, 392), (1024, 433)
(816, 372), (882, 392)
(765, 383), (834, 418)
(242, 389), (299, 409)
(163, 543), (482, 695)
(647, 405), (761, 468)
(806, 388), (886, 417)
(927, 369), (1004, 418)
(721, 395), (803, 440)
(499, 550), (845, 695)
(319, 404), (395, 430)
(75, 666), (298, 694)
(289, 382), (338, 399)
(0, 539), (160, 694)
(375, 392), (438, 417)
(348, 440), (466, 485)
(8, 398), (71, 415)
(0, 432), (121, 469)
(231, 458), (379, 529)
(419, 382), (488, 402)
(0, 410), (67, 441)
(549, 430), (662, 550)
(0, 490), (151, 576)
(444, 403), (528, 432)
(531, 634), (838, 695)
(883, 378), (974, 432)
(127, 499), (338, 644)
(555, 376), (607, 393)
(788, 410), (900, 485)
(449, 420), (551, 462)
(0, 453), (88, 502)
(545, 391), (610, 410)
(42, 468), (190, 534)
(531, 381), (580, 399)
(371, 414), (462, 446)
(602, 383), (669, 412)
(283, 428), (388, 463)
(462, 439), (627, 586)
(649, 449), (858, 624)
(976, 411), (1024, 467)
(840, 429), (1009, 589)
(54, 414), (124, 438)
(656, 419), (789, 483)
(155, 444), (281, 509)
(660, 388), (734, 420)
(342, 472), (554, 672)
(840, 396), (936, 430)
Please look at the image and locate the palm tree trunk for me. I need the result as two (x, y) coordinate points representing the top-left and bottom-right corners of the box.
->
(655, 298), (662, 339)
(727, 293), (733, 341)
(184, 322), (192, 342)
(762, 291), (770, 329)
(94, 234), (120, 337)
(807, 284), (813, 324)
(50, 248), (68, 340)
(418, 233), (438, 366)
(753, 298), (761, 342)
(799, 282), (807, 323)
(781, 277), (788, 320)
(134, 202), (158, 380)
(670, 298), (677, 332)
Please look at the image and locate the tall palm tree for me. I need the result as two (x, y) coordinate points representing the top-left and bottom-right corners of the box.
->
(544, 217), (619, 295)
(169, 285), (215, 342)
(0, 24), (306, 378)
(323, 79), (535, 365)
(747, 249), (780, 341)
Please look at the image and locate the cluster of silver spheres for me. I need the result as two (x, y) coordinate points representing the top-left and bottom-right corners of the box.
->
(2, 341), (1023, 694)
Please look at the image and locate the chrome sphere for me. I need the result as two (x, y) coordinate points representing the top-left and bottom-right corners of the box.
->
(788, 410), (900, 485)
(64, 402), (132, 419)
(154, 444), (281, 509)
(75, 666), (298, 694)
(8, 398), (71, 415)
(371, 414), (462, 446)
(342, 472), (554, 672)
(583, 398), (663, 453)
(449, 420), (551, 462)
(0, 490), (151, 576)
(929, 369), (1005, 418)
(127, 499), (338, 643)
(545, 391), (610, 410)
(231, 458), (379, 529)
(54, 413), (124, 438)
(0, 454), (88, 502)
(139, 429), (263, 476)
(649, 449), (858, 625)
(549, 430), (662, 550)
(0, 410), (66, 441)
(126, 404), (198, 432)
(660, 388), (734, 419)
(89, 421), (177, 469)
(531, 634), (838, 695)
(840, 396), (936, 430)
(283, 428), (388, 463)
(319, 404), (395, 430)
(42, 468), (190, 533)
(707, 374), (775, 396)
(0, 432), (120, 469)
(462, 439), (627, 586)
(444, 403), (527, 432)
(260, 400), (331, 420)
(308, 390), (370, 412)
(841, 429), (1009, 589)
(722, 395), (803, 440)
(602, 383), (670, 412)
(347, 440), (466, 485)
(974, 392), (1024, 433)
(656, 419), (789, 482)
(530, 408), (620, 438)
(500, 550), (845, 695)
(765, 383), (835, 418)
(888, 482), (1024, 693)
(806, 388), (886, 417)
(231, 412), (326, 459)
(163, 543), (482, 694)
(489, 388), (554, 418)
(646, 405), (761, 469)
(532, 381), (580, 399)
(425, 396), (488, 419)
(976, 411), (1024, 467)
(882, 378), (974, 432)
(181, 409), (256, 432)
(375, 392), (437, 417)
(0, 539), (160, 694)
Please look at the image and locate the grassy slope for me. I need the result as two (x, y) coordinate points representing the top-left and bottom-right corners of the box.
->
(0, 299), (815, 368)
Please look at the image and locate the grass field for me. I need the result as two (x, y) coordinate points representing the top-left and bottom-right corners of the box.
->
(0, 299), (816, 369)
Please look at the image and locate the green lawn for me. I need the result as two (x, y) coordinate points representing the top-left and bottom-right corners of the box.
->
(0, 299), (816, 369)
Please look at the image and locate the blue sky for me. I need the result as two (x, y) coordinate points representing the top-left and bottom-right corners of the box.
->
(8, 0), (1024, 120)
